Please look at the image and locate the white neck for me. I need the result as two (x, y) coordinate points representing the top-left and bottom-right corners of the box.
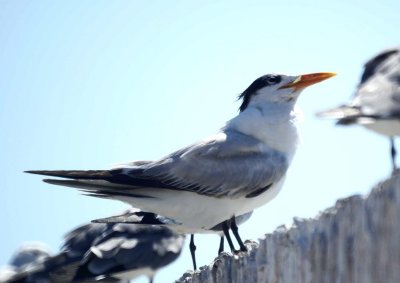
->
(223, 103), (300, 160)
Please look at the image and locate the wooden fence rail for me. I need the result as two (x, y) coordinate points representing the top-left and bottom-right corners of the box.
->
(176, 172), (400, 283)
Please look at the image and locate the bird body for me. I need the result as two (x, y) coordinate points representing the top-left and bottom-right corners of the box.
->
(92, 208), (253, 235)
(33, 125), (291, 231)
(27, 72), (335, 244)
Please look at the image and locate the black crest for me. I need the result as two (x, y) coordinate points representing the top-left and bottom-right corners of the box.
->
(238, 74), (282, 112)
(361, 48), (399, 84)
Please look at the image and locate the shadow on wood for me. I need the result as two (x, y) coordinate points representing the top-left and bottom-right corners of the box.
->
(176, 172), (400, 283)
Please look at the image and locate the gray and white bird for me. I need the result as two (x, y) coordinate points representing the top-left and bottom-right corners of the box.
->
(317, 47), (400, 170)
(0, 243), (52, 283)
(26, 72), (335, 254)
(92, 208), (253, 270)
(3, 223), (184, 283)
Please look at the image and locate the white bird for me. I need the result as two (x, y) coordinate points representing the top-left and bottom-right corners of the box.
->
(26, 72), (335, 254)
(3, 223), (184, 283)
(92, 208), (253, 270)
(317, 47), (400, 170)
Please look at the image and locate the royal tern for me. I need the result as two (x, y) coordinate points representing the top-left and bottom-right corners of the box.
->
(27, 72), (335, 256)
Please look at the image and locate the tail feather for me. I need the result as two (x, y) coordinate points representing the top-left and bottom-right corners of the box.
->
(27, 169), (173, 190)
(43, 179), (155, 199)
(26, 168), (173, 200)
(43, 179), (118, 195)
(43, 179), (119, 189)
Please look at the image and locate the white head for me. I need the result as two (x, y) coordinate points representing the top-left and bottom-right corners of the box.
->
(238, 73), (336, 112)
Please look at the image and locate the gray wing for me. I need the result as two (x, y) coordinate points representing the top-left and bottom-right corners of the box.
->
(62, 223), (108, 257)
(79, 224), (184, 278)
(139, 130), (288, 198)
(3, 225), (146, 283)
(28, 130), (289, 199)
(20, 223), (183, 282)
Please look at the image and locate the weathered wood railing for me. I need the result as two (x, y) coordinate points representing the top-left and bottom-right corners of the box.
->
(176, 172), (400, 283)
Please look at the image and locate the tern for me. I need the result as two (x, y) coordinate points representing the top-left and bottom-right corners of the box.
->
(26, 72), (335, 256)
(3, 223), (184, 283)
(317, 47), (400, 170)
(92, 208), (253, 270)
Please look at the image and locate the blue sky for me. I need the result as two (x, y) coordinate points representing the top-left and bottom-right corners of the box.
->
(0, 1), (399, 282)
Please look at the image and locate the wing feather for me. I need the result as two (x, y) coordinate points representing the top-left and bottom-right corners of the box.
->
(137, 130), (288, 198)
(28, 130), (288, 199)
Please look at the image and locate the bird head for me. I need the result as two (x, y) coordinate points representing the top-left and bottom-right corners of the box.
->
(239, 72), (336, 112)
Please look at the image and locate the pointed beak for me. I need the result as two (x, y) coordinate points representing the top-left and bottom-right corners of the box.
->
(279, 72), (336, 91)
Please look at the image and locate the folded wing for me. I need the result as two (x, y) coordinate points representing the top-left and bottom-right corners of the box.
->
(28, 130), (289, 199)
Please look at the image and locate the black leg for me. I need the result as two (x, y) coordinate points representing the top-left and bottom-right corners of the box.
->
(222, 219), (235, 251)
(218, 236), (224, 255)
(391, 137), (397, 171)
(149, 276), (154, 283)
(230, 216), (247, 252)
(189, 234), (197, 270)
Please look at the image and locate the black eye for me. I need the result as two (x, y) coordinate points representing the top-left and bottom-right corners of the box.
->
(265, 75), (281, 85)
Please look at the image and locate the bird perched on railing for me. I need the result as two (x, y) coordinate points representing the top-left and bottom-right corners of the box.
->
(26, 72), (335, 260)
(317, 47), (400, 171)
(2, 223), (184, 283)
(92, 208), (253, 270)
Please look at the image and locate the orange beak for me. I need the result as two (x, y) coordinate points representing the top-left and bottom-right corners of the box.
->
(279, 72), (336, 91)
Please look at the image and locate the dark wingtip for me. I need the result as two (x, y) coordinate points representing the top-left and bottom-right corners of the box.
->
(43, 178), (79, 186)
(24, 169), (111, 179)
(43, 178), (55, 184)
(24, 170), (43, 174)
(24, 170), (62, 177)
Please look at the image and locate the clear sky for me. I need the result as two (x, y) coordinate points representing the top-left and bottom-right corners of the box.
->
(0, 1), (399, 282)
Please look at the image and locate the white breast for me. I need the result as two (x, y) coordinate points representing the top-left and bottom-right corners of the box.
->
(118, 177), (286, 230)
(226, 104), (300, 160)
